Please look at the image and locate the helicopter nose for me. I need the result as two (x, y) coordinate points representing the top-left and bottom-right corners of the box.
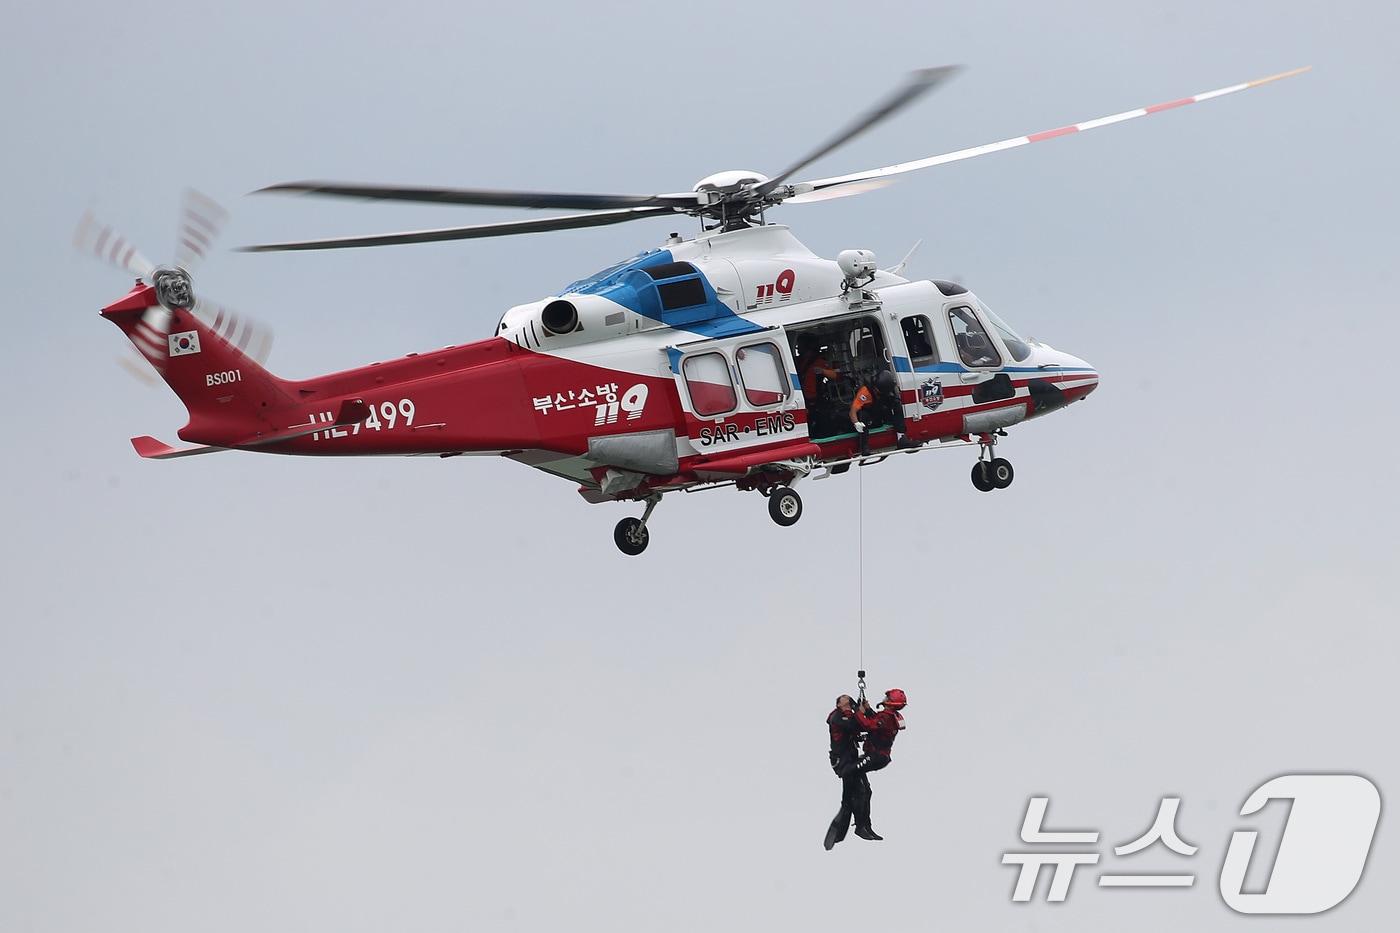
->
(1058, 351), (1099, 402)
(1032, 347), (1099, 404)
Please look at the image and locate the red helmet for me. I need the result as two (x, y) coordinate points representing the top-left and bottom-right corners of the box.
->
(880, 688), (908, 709)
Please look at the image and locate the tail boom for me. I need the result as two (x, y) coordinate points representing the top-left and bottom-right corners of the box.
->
(102, 283), (299, 446)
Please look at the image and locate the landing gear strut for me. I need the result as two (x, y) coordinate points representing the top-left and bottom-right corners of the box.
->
(614, 494), (660, 556)
(971, 431), (1014, 492)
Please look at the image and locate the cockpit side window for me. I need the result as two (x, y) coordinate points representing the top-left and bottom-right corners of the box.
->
(948, 305), (1002, 368)
(900, 315), (939, 368)
(982, 306), (1031, 363)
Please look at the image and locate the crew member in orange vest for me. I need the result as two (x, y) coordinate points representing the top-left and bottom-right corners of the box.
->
(850, 370), (919, 455)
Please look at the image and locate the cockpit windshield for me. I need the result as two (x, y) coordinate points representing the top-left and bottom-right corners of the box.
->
(981, 304), (1032, 362)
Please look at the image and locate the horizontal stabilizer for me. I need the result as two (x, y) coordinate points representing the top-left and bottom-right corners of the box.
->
(130, 435), (226, 459)
(131, 399), (368, 458)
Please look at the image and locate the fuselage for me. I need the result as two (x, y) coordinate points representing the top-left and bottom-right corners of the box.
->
(112, 225), (1097, 501)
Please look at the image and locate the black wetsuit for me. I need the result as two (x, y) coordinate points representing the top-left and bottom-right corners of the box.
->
(825, 707), (870, 847)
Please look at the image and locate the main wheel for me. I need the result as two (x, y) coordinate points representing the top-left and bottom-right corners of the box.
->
(613, 517), (650, 555)
(971, 462), (996, 492)
(989, 457), (1014, 489)
(768, 486), (803, 526)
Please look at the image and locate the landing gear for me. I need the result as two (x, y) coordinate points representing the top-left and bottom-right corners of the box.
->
(614, 494), (660, 556)
(989, 457), (1014, 489)
(971, 462), (996, 492)
(613, 518), (649, 555)
(971, 431), (1014, 492)
(768, 486), (803, 526)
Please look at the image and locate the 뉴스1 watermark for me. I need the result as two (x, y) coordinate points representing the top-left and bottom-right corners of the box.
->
(1002, 773), (1381, 915)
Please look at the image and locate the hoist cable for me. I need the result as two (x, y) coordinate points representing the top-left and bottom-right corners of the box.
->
(858, 460), (865, 673)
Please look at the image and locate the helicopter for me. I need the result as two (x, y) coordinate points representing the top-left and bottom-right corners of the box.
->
(84, 65), (1307, 554)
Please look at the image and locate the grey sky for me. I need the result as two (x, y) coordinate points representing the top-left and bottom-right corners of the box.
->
(2, 1), (1397, 930)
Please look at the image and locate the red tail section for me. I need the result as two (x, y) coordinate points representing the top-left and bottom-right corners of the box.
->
(101, 284), (297, 445)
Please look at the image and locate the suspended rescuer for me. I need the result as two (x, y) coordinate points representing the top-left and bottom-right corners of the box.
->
(837, 688), (908, 841)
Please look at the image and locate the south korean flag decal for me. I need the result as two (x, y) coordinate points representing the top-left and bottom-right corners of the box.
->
(168, 331), (201, 356)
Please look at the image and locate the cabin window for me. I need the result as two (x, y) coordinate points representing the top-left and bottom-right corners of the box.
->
(900, 315), (939, 368)
(948, 305), (1002, 368)
(736, 342), (789, 407)
(683, 351), (737, 416)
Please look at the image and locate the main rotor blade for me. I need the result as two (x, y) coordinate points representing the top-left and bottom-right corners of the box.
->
(172, 189), (229, 271)
(784, 178), (898, 204)
(795, 66), (1312, 197)
(240, 205), (678, 252)
(758, 65), (963, 196)
(73, 210), (157, 280)
(254, 181), (701, 212)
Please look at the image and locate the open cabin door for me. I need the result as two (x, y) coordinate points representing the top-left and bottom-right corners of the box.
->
(668, 328), (808, 459)
(786, 306), (904, 445)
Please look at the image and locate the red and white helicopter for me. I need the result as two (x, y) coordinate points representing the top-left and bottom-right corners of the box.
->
(84, 65), (1306, 554)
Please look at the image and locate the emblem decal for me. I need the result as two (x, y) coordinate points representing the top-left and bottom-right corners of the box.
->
(753, 268), (796, 306)
(919, 378), (944, 411)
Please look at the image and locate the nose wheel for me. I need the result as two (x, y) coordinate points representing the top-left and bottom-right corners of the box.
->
(971, 432), (1014, 492)
(613, 517), (649, 555)
(614, 494), (660, 556)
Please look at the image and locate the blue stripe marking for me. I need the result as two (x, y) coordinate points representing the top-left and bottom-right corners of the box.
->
(893, 356), (912, 373)
(560, 249), (669, 294)
(687, 316), (766, 339)
(1005, 365), (1096, 373)
(913, 363), (1097, 374)
(561, 249), (763, 339)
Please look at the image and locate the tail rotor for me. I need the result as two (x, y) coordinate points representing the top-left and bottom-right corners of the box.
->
(75, 189), (273, 380)
(172, 188), (229, 272)
(73, 209), (157, 281)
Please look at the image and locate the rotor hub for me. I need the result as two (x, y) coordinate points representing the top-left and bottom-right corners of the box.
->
(691, 169), (770, 197)
(152, 266), (194, 310)
(691, 170), (778, 228)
